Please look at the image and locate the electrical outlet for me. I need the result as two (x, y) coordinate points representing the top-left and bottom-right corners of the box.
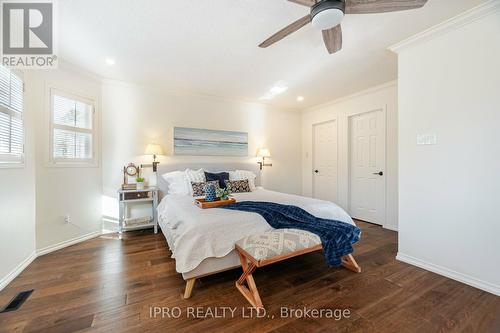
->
(64, 215), (71, 224)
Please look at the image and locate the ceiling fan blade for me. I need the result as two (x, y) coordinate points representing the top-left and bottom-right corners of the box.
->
(322, 24), (342, 54)
(345, 0), (428, 14)
(259, 15), (311, 48)
(287, 0), (317, 7)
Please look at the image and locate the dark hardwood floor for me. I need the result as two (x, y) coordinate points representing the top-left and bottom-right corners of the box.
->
(0, 221), (498, 333)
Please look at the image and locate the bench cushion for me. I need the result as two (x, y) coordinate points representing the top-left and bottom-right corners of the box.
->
(236, 229), (321, 261)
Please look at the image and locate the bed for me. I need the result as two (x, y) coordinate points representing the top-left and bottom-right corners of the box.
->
(156, 163), (357, 298)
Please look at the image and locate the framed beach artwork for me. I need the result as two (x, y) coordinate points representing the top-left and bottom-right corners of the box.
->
(173, 127), (248, 157)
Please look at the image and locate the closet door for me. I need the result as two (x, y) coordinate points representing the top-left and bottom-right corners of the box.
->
(313, 120), (338, 203)
(349, 109), (386, 225)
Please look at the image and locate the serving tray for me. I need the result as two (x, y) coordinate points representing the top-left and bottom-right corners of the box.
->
(195, 197), (236, 209)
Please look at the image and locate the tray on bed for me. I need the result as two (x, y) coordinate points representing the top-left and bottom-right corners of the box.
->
(195, 198), (236, 209)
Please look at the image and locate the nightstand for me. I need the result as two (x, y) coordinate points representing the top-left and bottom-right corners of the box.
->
(118, 187), (158, 234)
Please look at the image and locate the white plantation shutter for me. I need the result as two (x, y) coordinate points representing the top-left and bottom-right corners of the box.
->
(0, 65), (24, 164)
(51, 92), (94, 163)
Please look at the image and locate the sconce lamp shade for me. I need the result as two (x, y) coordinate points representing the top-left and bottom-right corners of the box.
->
(145, 144), (164, 156)
(256, 148), (272, 170)
(256, 148), (271, 158)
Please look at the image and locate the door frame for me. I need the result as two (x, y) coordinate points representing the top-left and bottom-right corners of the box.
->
(312, 118), (339, 201)
(347, 107), (387, 226)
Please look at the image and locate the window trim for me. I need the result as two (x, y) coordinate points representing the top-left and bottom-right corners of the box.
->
(48, 87), (99, 168)
(0, 68), (25, 168)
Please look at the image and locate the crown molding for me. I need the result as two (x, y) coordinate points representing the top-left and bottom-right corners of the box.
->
(102, 79), (301, 113)
(57, 59), (104, 83)
(389, 0), (500, 54)
(302, 80), (397, 114)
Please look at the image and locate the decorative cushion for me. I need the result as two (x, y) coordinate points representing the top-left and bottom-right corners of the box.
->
(185, 169), (206, 195)
(229, 170), (257, 191)
(191, 180), (220, 197)
(185, 168), (205, 182)
(236, 229), (321, 261)
(225, 179), (251, 193)
(205, 171), (230, 189)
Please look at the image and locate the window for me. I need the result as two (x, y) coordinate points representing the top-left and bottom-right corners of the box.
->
(50, 89), (96, 165)
(0, 65), (24, 166)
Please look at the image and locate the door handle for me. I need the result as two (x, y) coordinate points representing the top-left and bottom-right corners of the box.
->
(314, 170), (319, 174)
(373, 171), (384, 176)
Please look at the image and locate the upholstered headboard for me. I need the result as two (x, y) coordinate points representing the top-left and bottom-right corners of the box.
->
(156, 163), (261, 197)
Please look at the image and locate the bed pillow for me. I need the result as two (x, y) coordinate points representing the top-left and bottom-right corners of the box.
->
(184, 169), (206, 195)
(229, 170), (257, 191)
(204, 171), (230, 189)
(185, 168), (205, 183)
(162, 171), (190, 195)
(191, 180), (220, 197)
(225, 179), (251, 193)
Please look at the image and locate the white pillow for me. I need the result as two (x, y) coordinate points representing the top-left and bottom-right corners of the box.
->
(162, 171), (190, 195)
(185, 168), (205, 182)
(230, 170), (257, 191)
(184, 169), (206, 195)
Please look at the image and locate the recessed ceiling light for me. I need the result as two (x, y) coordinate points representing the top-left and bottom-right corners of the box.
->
(269, 85), (288, 95)
(297, 96), (305, 102)
(105, 58), (115, 65)
(259, 83), (288, 100)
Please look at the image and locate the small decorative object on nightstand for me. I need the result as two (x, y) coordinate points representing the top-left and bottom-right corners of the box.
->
(118, 187), (158, 234)
(136, 177), (145, 190)
(122, 163), (140, 190)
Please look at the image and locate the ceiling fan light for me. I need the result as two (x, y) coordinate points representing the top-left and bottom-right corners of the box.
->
(311, 0), (345, 30)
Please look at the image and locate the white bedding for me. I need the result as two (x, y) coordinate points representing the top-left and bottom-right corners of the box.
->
(157, 188), (354, 273)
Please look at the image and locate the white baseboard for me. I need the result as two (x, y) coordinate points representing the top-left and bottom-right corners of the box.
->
(36, 231), (102, 256)
(0, 231), (103, 292)
(0, 251), (37, 291)
(383, 224), (398, 232)
(396, 252), (500, 296)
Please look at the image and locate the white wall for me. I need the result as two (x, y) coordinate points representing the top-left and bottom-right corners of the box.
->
(25, 66), (103, 250)
(302, 82), (398, 230)
(101, 81), (302, 221)
(394, 4), (500, 295)
(0, 76), (37, 289)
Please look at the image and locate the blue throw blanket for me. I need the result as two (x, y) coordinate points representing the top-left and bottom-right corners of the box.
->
(221, 201), (361, 267)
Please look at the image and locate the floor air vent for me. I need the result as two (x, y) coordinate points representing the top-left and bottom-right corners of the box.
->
(0, 289), (34, 313)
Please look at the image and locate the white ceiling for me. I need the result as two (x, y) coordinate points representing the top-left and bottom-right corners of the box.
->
(58, 0), (485, 109)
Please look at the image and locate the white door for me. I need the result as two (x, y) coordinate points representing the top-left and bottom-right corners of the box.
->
(313, 120), (338, 203)
(349, 110), (386, 225)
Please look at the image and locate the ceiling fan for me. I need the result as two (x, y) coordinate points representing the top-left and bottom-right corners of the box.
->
(259, 0), (428, 54)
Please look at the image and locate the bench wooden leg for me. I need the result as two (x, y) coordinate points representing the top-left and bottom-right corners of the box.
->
(342, 254), (361, 273)
(236, 252), (264, 311)
(183, 278), (196, 299)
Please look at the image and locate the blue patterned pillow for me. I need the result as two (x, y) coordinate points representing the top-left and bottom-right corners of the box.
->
(191, 180), (220, 197)
(225, 179), (251, 193)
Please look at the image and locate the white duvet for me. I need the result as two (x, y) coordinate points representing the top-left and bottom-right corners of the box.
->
(157, 188), (355, 273)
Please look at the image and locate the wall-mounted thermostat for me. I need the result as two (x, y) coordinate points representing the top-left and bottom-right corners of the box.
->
(417, 133), (437, 145)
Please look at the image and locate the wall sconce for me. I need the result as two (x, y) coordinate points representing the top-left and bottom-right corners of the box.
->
(257, 148), (272, 170)
(143, 143), (164, 172)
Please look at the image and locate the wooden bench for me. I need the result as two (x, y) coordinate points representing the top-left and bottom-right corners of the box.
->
(235, 229), (361, 311)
